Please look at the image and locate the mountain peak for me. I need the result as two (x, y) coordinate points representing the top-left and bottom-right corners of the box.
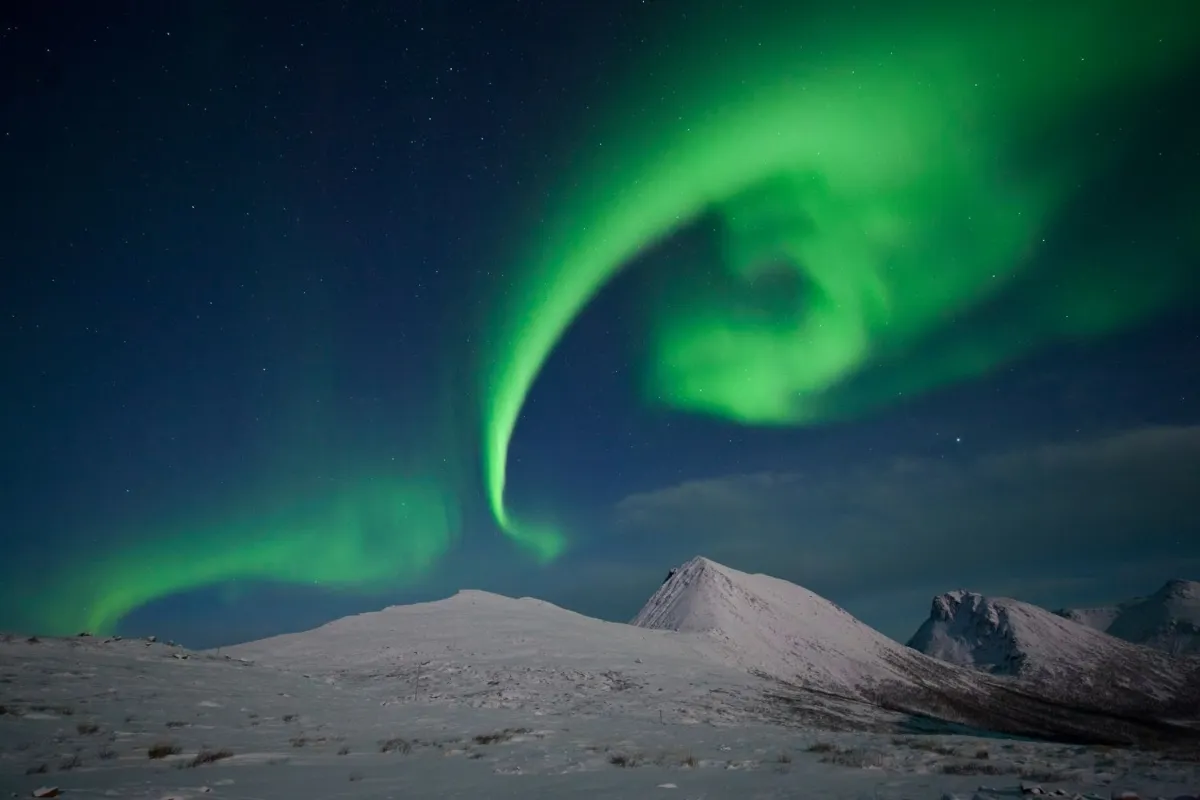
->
(928, 590), (995, 623)
(1059, 579), (1200, 655)
(908, 591), (1028, 673)
(631, 556), (943, 696)
(630, 555), (740, 634)
(1155, 578), (1200, 601)
(908, 585), (1197, 700)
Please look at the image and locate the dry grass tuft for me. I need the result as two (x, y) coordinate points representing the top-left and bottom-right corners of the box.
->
(608, 752), (642, 767)
(380, 737), (412, 754)
(148, 742), (181, 759)
(472, 727), (530, 745)
(1019, 767), (1071, 783)
(186, 748), (234, 768)
(941, 760), (1011, 776)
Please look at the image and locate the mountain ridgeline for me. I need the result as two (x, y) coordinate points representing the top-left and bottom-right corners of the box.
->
(224, 557), (1200, 752)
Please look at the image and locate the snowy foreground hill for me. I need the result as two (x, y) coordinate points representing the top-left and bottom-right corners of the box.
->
(1, 558), (1199, 799)
(1056, 580), (1200, 656)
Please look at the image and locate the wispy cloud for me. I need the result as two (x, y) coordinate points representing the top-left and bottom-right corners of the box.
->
(612, 426), (1200, 637)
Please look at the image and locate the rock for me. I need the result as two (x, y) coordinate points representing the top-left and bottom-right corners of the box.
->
(1022, 784), (1046, 796)
(657, 785), (678, 790)
(1112, 793), (1140, 800)
(146, 635), (157, 642)
(31, 789), (60, 798)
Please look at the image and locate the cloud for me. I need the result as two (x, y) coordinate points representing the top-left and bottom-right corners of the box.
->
(613, 425), (1200, 635)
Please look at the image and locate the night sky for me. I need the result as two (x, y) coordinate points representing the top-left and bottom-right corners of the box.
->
(3, 0), (1199, 649)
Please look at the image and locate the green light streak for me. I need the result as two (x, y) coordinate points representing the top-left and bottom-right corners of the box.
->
(25, 478), (457, 635)
(481, 1), (1197, 539)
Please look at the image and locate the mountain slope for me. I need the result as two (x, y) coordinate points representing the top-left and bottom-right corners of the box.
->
(222, 587), (804, 727)
(1056, 579), (1200, 656)
(905, 589), (1200, 717)
(631, 556), (974, 699)
(632, 558), (1200, 744)
(224, 557), (1200, 747)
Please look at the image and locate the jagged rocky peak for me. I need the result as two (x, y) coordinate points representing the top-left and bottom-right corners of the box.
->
(932, 590), (984, 619)
(1156, 578), (1200, 600)
(926, 590), (1010, 635)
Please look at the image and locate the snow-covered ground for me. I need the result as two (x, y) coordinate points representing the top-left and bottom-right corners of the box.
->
(2, 558), (1198, 799)
(2, 635), (1199, 800)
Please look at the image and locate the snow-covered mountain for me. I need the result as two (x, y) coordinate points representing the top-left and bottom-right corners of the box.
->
(1056, 579), (1200, 656)
(905, 589), (1200, 718)
(630, 556), (972, 698)
(224, 587), (774, 726)
(225, 557), (1200, 747)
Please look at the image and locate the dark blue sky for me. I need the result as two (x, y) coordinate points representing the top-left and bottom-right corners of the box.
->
(3, 0), (1198, 648)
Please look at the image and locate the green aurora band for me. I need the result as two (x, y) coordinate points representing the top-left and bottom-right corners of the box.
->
(481, 0), (1199, 550)
(14, 479), (457, 635)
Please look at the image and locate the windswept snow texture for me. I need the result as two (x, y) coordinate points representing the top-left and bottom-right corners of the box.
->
(1057, 579), (1200, 656)
(905, 589), (1200, 717)
(5, 636), (1200, 800)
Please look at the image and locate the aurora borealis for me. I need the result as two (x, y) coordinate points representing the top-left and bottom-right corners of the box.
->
(9, 480), (458, 636)
(480, 0), (1199, 546)
(3, 0), (1198, 644)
